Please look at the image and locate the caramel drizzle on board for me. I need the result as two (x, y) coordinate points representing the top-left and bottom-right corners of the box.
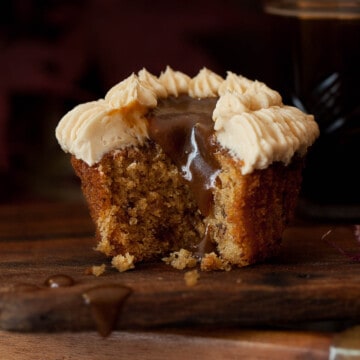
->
(9, 275), (132, 337)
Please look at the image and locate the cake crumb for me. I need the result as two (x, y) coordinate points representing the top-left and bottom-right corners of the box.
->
(111, 253), (135, 272)
(162, 249), (197, 270)
(84, 264), (107, 276)
(200, 252), (231, 271)
(184, 269), (200, 287)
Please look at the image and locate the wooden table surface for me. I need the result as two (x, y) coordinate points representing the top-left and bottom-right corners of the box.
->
(1, 202), (360, 359)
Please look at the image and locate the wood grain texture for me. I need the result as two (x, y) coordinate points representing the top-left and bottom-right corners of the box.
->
(0, 203), (360, 334)
(0, 329), (332, 360)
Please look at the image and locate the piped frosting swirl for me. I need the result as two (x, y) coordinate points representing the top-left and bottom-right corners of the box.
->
(56, 67), (319, 173)
(189, 67), (224, 98)
(105, 73), (157, 109)
(158, 66), (191, 97)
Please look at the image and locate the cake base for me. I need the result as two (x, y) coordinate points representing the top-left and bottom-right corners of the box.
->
(71, 140), (304, 270)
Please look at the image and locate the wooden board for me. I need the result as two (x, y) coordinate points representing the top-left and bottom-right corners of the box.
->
(1, 203), (360, 334)
(0, 329), (333, 360)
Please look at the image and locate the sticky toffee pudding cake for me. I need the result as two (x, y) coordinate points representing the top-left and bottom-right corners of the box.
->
(56, 67), (319, 271)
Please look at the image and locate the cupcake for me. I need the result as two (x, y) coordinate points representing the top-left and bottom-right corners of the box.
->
(56, 67), (319, 271)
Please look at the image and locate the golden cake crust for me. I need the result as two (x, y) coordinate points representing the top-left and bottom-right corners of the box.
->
(211, 150), (303, 266)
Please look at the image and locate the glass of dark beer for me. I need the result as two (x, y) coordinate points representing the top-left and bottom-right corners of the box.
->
(263, 0), (360, 219)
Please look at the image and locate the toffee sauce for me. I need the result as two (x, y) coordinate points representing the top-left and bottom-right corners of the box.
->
(147, 95), (221, 257)
(9, 275), (132, 337)
(147, 95), (221, 217)
(44, 274), (75, 288)
(82, 284), (132, 337)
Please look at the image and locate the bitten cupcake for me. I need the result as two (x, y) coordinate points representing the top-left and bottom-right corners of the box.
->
(56, 67), (319, 271)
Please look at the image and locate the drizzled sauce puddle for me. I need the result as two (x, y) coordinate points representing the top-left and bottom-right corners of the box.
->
(82, 284), (132, 337)
(44, 274), (75, 288)
(8, 274), (132, 337)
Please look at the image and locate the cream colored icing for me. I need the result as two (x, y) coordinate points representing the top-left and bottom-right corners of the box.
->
(218, 71), (283, 109)
(214, 105), (318, 174)
(55, 99), (149, 166)
(213, 92), (249, 121)
(214, 73), (318, 173)
(188, 67), (224, 98)
(105, 73), (157, 109)
(158, 66), (191, 97)
(56, 67), (319, 174)
(138, 68), (168, 98)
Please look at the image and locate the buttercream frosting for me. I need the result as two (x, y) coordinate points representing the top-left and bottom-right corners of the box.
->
(56, 98), (149, 166)
(138, 68), (168, 98)
(105, 73), (157, 109)
(55, 67), (319, 173)
(158, 66), (191, 97)
(188, 67), (224, 98)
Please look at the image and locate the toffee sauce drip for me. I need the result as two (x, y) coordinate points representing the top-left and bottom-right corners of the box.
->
(147, 95), (221, 217)
(147, 95), (221, 257)
(82, 284), (132, 337)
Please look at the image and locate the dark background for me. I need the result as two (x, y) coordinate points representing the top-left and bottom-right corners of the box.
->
(0, 0), (358, 219)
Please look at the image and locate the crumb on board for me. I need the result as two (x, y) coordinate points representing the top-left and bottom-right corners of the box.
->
(200, 252), (231, 271)
(184, 269), (200, 287)
(92, 264), (107, 276)
(112, 253), (135, 272)
(162, 248), (197, 270)
(84, 264), (107, 276)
